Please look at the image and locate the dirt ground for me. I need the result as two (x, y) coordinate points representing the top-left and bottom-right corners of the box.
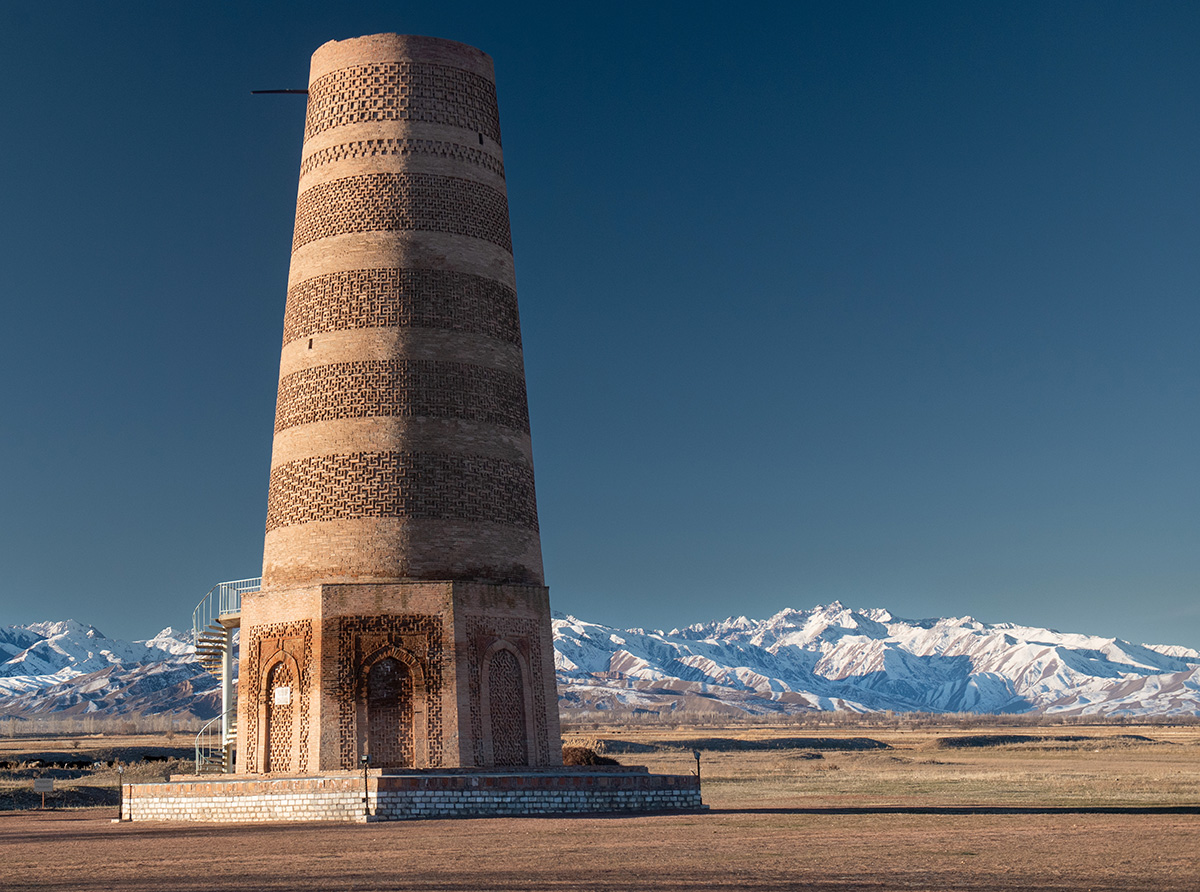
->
(4, 806), (1198, 891)
(3, 722), (1199, 890)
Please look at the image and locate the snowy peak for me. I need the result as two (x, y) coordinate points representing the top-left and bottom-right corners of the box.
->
(139, 627), (195, 657)
(21, 619), (104, 640)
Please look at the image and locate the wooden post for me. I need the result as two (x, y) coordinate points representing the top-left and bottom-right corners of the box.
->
(34, 777), (54, 808)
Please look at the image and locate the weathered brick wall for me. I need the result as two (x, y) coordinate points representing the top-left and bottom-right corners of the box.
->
(261, 33), (542, 588)
(123, 772), (704, 823)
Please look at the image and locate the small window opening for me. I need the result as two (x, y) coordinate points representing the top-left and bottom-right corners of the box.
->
(478, 132), (484, 145)
(308, 338), (313, 349)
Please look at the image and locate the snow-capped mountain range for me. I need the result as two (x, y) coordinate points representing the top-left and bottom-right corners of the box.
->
(556, 604), (1200, 716)
(0, 620), (219, 718)
(1, 603), (1198, 719)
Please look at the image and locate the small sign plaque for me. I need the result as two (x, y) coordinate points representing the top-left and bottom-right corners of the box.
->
(273, 685), (292, 705)
(33, 778), (54, 793)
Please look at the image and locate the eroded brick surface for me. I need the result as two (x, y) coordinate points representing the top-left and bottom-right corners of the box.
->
(365, 657), (415, 767)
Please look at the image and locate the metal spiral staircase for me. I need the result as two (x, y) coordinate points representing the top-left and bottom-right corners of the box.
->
(192, 577), (259, 773)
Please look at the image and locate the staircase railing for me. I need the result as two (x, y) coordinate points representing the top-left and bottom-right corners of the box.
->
(191, 576), (260, 642)
(190, 578), (257, 774)
(195, 707), (238, 774)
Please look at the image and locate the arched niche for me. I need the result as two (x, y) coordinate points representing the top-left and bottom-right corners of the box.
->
(480, 639), (537, 767)
(355, 646), (428, 769)
(257, 651), (302, 774)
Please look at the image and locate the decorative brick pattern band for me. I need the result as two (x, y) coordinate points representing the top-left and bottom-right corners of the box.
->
(305, 61), (501, 143)
(300, 138), (505, 179)
(274, 360), (530, 434)
(282, 268), (521, 347)
(292, 173), (511, 252)
(266, 452), (538, 532)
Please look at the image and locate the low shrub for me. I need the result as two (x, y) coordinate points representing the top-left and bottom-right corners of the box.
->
(562, 746), (620, 767)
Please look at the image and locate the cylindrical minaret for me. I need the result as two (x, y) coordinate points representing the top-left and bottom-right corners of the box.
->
(263, 33), (542, 588)
(237, 35), (561, 775)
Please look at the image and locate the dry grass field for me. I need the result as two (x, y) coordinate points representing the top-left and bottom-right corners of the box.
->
(0, 733), (190, 811)
(2, 720), (1198, 891)
(574, 720), (1200, 808)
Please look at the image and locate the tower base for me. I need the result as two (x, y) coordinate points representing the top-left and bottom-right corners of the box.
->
(121, 768), (704, 823)
(237, 580), (562, 773)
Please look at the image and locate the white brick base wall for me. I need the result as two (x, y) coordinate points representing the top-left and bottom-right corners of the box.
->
(123, 771), (704, 823)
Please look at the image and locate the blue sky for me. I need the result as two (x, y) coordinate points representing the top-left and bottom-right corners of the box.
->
(1, 2), (1197, 647)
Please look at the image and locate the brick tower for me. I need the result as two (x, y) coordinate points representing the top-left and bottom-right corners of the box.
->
(236, 34), (562, 774)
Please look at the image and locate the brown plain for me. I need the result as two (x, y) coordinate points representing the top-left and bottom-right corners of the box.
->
(3, 721), (1199, 891)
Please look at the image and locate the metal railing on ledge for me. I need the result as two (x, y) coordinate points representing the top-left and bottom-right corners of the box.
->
(191, 576), (260, 643)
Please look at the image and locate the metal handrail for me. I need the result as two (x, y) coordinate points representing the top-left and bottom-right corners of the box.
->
(191, 577), (260, 643)
(195, 707), (237, 773)
(190, 578), (255, 774)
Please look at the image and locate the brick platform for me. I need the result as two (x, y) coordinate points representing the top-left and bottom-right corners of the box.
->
(122, 768), (704, 823)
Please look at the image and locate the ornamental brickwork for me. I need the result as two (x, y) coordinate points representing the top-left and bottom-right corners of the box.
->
(299, 138), (506, 179)
(281, 268), (521, 347)
(486, 650), (527, 766)
(465, 613), (555, 768)
(238, 34), (561, 776)
(240, 619), (313, 774)
(260, 32), (541, 590)
(291, 173), (512, 252)
(329, 610), (445, 769)
(273, 360), (530, 434)
(304, 61), (501, 142)
(265, 451), (539, 532)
